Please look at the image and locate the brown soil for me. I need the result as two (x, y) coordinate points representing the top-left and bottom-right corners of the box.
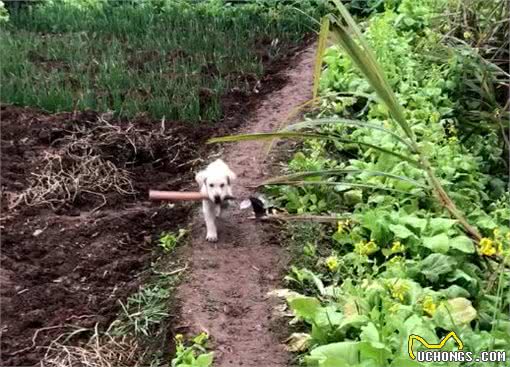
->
(0, 108), (198, 367)
(176, 44), (315, 366)
(0, 39), (313, 366)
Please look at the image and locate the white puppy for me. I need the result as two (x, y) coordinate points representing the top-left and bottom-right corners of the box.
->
(195, 159), (237, 242)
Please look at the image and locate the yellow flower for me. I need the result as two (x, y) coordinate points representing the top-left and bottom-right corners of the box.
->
(355, 240), (379, 256)
(463, 31), (473, 40)
(422, 296), (437, 316)
(389, 303), (400, 313)
(448, 136), (458, 144)
(479, 237), (497, 256)
(391, 241), (405, 253)
(337, 220), (352, 234)
(175, 334), (184, 342)
(430, 111), (440, 124)
(366, 240), (379, 254)
(326, 255), (339, 272)
(388, 255), (404, 265)
(390, 280), (410, 302)
(493, 228), (501, 237)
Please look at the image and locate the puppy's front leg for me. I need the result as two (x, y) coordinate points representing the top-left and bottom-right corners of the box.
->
(203, 201), (218, 242)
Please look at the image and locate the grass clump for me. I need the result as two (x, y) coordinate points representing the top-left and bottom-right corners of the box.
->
(41, 226), (190, 366)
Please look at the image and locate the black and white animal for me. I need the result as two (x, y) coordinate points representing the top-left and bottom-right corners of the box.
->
(195, 159), (237, 242)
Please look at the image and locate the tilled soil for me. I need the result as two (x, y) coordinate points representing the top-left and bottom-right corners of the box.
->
(0, 38), (314, 366)
(0, 107), (200, 366)
(0, 45), (299, 365)
(176, 43), (315, 366)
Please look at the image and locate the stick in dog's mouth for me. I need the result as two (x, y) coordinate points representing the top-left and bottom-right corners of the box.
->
(149, 190), (267, 218)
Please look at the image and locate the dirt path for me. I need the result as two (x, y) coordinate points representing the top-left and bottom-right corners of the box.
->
(176, 44), (316, 366)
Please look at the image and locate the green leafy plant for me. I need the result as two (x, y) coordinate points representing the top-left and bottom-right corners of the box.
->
(0, 1), (9, 23)
(209, 0), (487, 243)
(222, 1), (510, 366)
(171, 332), (214, 367)
(158, 229), (187, 253)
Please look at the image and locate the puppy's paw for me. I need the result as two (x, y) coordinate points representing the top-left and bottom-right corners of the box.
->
(206, 233), (218, 242)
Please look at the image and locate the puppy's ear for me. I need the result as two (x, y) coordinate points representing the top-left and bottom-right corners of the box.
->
(225, 167), (237, 184)
(195, 170), (207, 187)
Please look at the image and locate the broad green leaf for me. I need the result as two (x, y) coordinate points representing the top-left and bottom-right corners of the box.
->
(422, 233), (450, 253)
(449, 235), (475, 254)
(288, 296), (321, 322)
(419, 253), (457, 282)
(434, 298), (477, 329)
(440, 285), (471, 299)
(428, 218), (458, 235)
(344, 189), (363, 205)
(359, 342), (390, 366)
(400, 216), (427, 233)
(447, 269), (478, 290)
(195, 353), (214, 367)
(306, 341), (360, 365)
(343, 296), (361, 317)
(323, 286), (342, 299)
(315, 305), (344, 328)
(360, 209), (392, 244)
(389, 224), (416, 239)
(390, 358), (425, 367)
(360, 323), (386, 350)
(338, 314), (370, 331)
(397, 314), (437, 357)
(319, 358), (352, 367)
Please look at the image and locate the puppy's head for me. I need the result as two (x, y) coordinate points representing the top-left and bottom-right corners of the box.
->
(195, 159), (236, 204)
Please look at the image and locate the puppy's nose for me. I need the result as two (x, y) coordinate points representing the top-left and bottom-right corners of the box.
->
(214, 195), (221, 204)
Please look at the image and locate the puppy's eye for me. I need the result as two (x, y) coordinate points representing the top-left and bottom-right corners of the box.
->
(220, 183), (225, 188)
(209, 183), (214, 188)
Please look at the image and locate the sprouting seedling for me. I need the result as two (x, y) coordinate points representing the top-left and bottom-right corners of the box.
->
(158, 229), (187, 253)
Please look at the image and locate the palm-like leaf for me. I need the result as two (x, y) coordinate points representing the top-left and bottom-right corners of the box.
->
(283, 117), (415, 150)
(209, 0), (482, 241)
(265, 180), (423, 197)
(328, 0), (417, 146)
(325, 0), (481, 240)
(312, 16), (330, 100)
(209, 131), (420, 166)
(262, 169), (427, 188)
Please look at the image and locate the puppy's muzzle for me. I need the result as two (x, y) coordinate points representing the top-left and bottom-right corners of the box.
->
(214, 195), (221, 204)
